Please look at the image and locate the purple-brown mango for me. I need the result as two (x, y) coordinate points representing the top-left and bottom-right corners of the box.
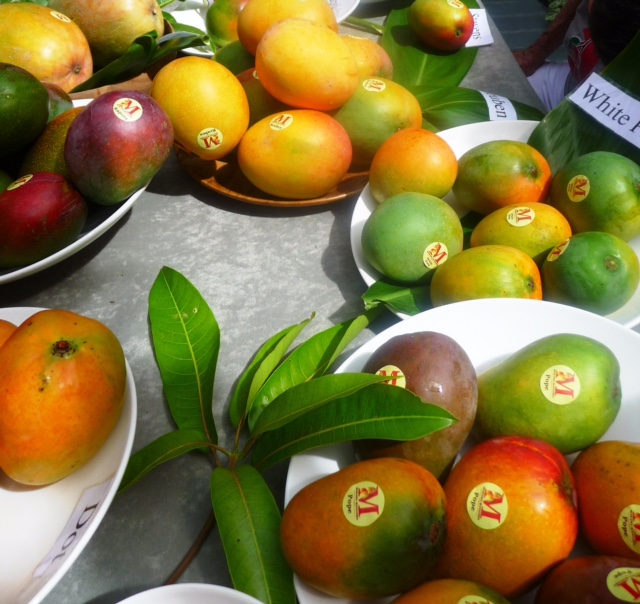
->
(0, 172), (87, 268)
(354, 331), (478, 482)
(64, 91), (174, 205)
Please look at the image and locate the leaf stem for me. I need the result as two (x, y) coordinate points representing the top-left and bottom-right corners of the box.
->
(163, 510), (217, 584)
(343, 16), (386, 37)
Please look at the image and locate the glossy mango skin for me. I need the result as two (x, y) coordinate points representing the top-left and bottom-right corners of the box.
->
(0, 309), (126, 485)
(281, 457), (447, 600)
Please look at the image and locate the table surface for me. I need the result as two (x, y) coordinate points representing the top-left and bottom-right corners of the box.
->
(3, 3), (622, 604)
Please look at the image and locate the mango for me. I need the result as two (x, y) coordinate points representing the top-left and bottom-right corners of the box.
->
(0, 172), (88, 268)
(64, 91), (174, 205)
(281, 457), (446, 599)
(535, 555), (640, 603)
(474, 333), (621, 454)
(354, 331), (477, 482)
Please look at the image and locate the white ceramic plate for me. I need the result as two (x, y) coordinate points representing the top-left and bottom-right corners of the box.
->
(0, 307), (137, 604)
(285, 297), (640, 604)
(117, 583), (264, 604)
(350, 120), (640, 328)
(0, 100), (145, 285)
(169, 0), (361, 57)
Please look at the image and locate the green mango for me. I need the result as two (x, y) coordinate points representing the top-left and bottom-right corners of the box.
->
(475, 333), (621, 454)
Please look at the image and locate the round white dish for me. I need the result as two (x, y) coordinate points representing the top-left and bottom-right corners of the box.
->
(117, 583), (264, 604)
(169, 0), (361, 57)
(350, 120), (640, 328)
(0, 307), (137, 604)
(285, 297), (640, 604)
(0, 99), (146, 285)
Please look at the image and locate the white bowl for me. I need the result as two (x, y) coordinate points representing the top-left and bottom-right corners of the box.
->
(285, 297), (640, 604)
(350, 120), (640, 328)
(0, 307), (137, 604)
(117, 583), (265, 604)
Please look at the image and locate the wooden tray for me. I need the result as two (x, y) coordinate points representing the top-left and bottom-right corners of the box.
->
(175, 147), (369, 208)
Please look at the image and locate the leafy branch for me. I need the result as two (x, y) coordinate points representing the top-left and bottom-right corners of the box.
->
(118, 266), (456, 603)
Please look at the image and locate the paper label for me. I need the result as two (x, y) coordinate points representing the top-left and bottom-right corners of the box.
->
(113, 98), (143, 122)
(375, 365), (406, 388)
(606, 566), (640, 601)
(540, 365), (580, 404)
(362, 78), (386, 93)
(547, 237), (571, 262)
(467, 482), (507, 529)
(269, 113), (293, 131)
(50, 10), (71, 22)
(343, 482), (385, 527)
(567, 175), (591, 201)
(423, 242), (449, 269)
(197, 127), (223, 150)
(479, 91), (517, 120)
(618, 505), (640, 554)
(506, 206), (535, 226)
(457, 598), (495, 604)
(569, 72), (640, 150)
(33, 479), (113, 578)
(7, 174), (33, 190)
(467, 9), (494, 47)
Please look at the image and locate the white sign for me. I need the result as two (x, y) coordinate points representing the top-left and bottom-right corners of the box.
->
(467, 9), (494, 48)
(479, 91), (517, 120)
(569, 72), (640, 149)
(33, 479), (113, 579)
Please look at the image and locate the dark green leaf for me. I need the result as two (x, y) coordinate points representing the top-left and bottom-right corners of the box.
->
(118, 428), (209, 494)
(362, 279), (431, 316)
(527, 29), (640, 173)
(247, 308), (383, 430)
(251, 384), (456, 470)
(381, 2), (479, 89)
(251, 373), (390, 436)
(149, 266), (219, 443)
(211, 465), (296, 604)
(410, 85), (544, 132)
(70, 30), (208, 92)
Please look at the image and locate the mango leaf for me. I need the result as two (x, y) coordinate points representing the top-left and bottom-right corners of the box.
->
(118, 428), (209, 494)
(247, 307), (384, 430)
(70, 30), (208, 93)
(211, 465), (295, 604)
(410, 85), (544, 132)
(362, 279), (431, 316)
(250, 373), (390, 436)
(229, 315), (315, 429)
(381, 1), (479, 89)
(527, 29), (640, 173)
(149, 266), (219, 443)
(251, 383), (456, 470)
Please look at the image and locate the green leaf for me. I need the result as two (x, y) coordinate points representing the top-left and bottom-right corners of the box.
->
(70, 30), (208, 93)
(410, 85), (544, 132)
(247, 308), (383, 430)
(149, 266), (219, 443)
(362, 279), (431, 316)
(527, 29), (640, 173)
(211, 465), (296, 604)
(229, 315), (315, 429)
(251, 384), (456, 470)
(251, 373), (390, 436)
(118, 428), (209, 494)
(381, 2), (479, 89)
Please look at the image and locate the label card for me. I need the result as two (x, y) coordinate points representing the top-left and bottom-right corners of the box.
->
(467, 9), (494, 47)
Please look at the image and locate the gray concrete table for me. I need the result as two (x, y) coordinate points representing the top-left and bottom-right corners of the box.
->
(1, 4), (560, 603)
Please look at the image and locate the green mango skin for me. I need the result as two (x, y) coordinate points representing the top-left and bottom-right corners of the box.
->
(281, 457), (446, 600)
(549, 150), (640, 242)
(475, 333), (621, 454)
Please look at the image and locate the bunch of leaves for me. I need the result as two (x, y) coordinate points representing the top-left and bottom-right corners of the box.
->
(118, 266), (456, 604)
(528, 29), (640, 173)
